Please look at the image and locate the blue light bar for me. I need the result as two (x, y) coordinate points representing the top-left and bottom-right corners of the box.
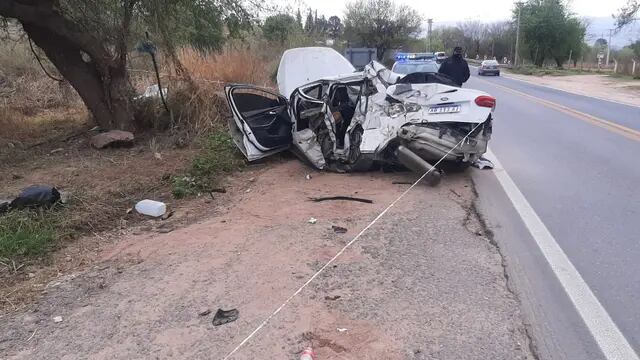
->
(395, 52), (434, 61)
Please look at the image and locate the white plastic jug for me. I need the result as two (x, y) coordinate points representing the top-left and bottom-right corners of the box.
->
(135, 199), (166, 217)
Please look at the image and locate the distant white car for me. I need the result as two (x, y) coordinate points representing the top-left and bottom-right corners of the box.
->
(478, 60), (501, 76)
(225, 47), (495, 184)
(435, 51), (447, 63)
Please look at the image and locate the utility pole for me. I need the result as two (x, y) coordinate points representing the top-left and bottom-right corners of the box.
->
(515, 3), (522, 67)
(568, 49), (572, 67)
(606, 28), (612, 66)
(427, 19), (433, 52)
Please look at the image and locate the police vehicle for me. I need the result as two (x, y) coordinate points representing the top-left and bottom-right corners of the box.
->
(391, 52), (440, 75)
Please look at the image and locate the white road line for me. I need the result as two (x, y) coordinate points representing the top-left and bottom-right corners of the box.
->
(486, 148), (639, 360)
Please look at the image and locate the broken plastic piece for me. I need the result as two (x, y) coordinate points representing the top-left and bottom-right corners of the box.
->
(308, 218), (318, 224)
(300, 347), (316, 360)
(309, 196), (373, 204)
(135, 200), (167, 217)
(472, 156), (494, 170)
(212, 308), (239, 326)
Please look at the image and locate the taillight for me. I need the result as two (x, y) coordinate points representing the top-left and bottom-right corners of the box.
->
(475, 95), (496, 108)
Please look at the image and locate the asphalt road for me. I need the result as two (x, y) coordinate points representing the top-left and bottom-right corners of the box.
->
(468, 69), (640, 360)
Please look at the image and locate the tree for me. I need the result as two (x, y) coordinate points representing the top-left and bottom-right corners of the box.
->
(551, 17), (586, 67)
(263, 14), (299, 44)
(628, 40), (640, 58)
(344, 0), (422, 59)
(305, 9), (314, 33)
(296, 9), (303, 29)
(614, 0), (639, 29)
(438, 27), (466, 53)
(457, 21), (486, 57)
(0, 0), (251, 130)
(327, 16), (343, 39)
(516, 0), (586, 67)
(484, 22), (514, 59)
(595, 38), (608, 48)
(316, 15), (328, 35)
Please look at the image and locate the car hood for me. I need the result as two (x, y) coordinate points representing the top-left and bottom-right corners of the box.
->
(277, 47), (356, 98)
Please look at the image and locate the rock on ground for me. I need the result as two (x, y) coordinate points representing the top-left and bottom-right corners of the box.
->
(89, 130), (134, 149)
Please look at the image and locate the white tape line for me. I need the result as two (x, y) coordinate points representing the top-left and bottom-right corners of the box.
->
(221, 123), (484, 359)
(486, 148), (639, 360)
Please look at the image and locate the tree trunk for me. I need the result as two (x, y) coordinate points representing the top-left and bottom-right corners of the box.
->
(1, 1), (135, 131)
(25, 24), (135, 130)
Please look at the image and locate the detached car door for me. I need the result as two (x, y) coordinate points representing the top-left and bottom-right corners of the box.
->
(225, 85), (292, 161)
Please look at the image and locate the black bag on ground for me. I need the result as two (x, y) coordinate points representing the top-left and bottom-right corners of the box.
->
(10, 185), (61, 209)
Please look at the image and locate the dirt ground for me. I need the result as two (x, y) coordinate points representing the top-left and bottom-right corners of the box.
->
(503, 72), (640, 107)
(0, 159), (534, 360)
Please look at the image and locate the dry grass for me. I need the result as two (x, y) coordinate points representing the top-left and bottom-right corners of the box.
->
(178, 46), (274, 87)
(0, 40), (83, 146)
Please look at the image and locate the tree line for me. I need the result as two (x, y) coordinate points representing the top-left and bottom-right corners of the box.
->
(0, 0), (636, 132)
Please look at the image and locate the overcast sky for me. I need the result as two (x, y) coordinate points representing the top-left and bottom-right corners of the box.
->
(301, 0), (629, 23)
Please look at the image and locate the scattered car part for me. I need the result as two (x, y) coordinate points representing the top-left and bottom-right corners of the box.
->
(310, 196), (373, 204)
(135, 199), (167, 217)
(10, 185), (61, 209)
(332, 225), (348, 234)
(198, 309), (212, 316)
(308, 217), (318, 224)
(300, 347), (316, 360)
(472, 156), (495, 170)
(324, 295), (342, 301)
(212, 308), (239, 326)
(394, 146), (441, 186)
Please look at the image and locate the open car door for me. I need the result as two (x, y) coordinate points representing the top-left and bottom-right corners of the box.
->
(225, 85), (292, 161)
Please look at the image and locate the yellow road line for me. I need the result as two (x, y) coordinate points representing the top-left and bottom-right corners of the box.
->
(475, 77), (640, 142)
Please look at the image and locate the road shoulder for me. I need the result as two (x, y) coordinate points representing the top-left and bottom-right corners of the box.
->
(1, 161), (534, 359)
(500, 71), (640, 108)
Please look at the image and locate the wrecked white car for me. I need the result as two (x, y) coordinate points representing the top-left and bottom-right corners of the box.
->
(224, 47), (495, 185)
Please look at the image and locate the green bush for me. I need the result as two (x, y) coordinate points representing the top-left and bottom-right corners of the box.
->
(171, 129), (243, 198)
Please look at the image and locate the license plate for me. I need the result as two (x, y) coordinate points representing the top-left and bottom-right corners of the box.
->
(428, 105), (461, 114)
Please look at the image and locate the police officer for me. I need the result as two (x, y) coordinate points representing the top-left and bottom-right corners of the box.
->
(438, 46), (470, 87)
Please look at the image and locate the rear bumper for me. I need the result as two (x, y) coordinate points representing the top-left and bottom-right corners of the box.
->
(479, 68), (500, 74)
(397, 122), (491, 163)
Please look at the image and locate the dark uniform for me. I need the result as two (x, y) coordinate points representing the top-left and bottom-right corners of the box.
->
(438, 47), (470, 87)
